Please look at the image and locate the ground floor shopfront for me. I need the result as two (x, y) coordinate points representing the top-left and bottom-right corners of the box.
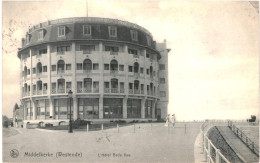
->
(22, 96), (159, 125)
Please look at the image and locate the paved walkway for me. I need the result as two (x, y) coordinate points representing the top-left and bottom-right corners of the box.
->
(217, 126), (259, 163)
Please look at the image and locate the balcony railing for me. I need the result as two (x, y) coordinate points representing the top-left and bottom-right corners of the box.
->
(134, 89), (140, 94)
(83, 70), (92, 74)
(83, 50), (91, 54)
(120, 89), (124, 93)
(94, 88), (99, 93)
(104, 88), (110, 93)
(66, 89), (71, 93)
(129, 89), (133, 94)
(57, 89), (65, 93)
(134, 72), (139, 78)
(110, 51), (118, 55)
(57, 70), (65, 74)
(51, 89), (56, 94)
(77, 89), (83, 93)
(110, 70), (118, 75)
(37, 90), (42, 95)
(134, 54), (139, 58)
(57, 51), (65, 55)
(83, 88), (92, 93)
(36, 73), (42, 77)
(43, 89), (47, 94)
(111, 88), (118, 93)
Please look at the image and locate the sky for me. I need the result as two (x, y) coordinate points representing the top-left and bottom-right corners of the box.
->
(2, 1), (259, 120)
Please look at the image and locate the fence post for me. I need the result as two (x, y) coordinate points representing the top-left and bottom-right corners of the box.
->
(87, 123), (89, 132)
(216, 149), (220, 163)
(208, 140), (211, 162)
(101, 123), (103, 132)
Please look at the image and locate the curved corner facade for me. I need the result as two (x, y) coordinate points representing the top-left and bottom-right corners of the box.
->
(18, 17), (169, 125)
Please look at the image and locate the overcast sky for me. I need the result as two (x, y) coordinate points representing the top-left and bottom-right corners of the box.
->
(2, 1), (259, 120)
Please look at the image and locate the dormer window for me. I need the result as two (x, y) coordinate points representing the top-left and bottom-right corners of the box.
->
(83, 25), (91, 36)
(108, 26), (117, 37)
(130, 30), (138, 41)
(26, 34), (30, 45)
(58, 26), (66, 37)
(146, 35), (152, 46)
(38, 30), (44, 40)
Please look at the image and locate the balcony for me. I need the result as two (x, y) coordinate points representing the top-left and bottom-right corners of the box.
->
(43, 89), (47, 95)
(83, 88), (92, 93)
(36, 73), (42, 78)
(110, 70), (118, 76)
(77, 89), (83, 93)
(57, 70), (65, 75)
(57, 89), (65, 93)
(83, 70), (92, 74)
(111, 88), (118, 93)
(57, 51), (65, 55)
(129, 89), (133, 94)
(134, 89), (140, 94)
(51, 89), (56, 94)
(37, 90), (42, 95)
(94, 88), (99, 93)
(83, 50), (91, 54)
(104, 88), (110, 93)
(110, 51), (118, 55)
(134, 54), (139, 58)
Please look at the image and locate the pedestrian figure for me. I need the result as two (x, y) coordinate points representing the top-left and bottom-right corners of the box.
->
(171, 114), (176, 128)
(165, 114), (170, 126)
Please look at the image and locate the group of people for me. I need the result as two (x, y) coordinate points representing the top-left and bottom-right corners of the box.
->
(165, 114), (176, 127)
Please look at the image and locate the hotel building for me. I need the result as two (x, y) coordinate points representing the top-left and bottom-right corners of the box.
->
(18, 17), (170, 126)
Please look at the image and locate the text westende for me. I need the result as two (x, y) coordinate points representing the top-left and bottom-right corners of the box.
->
(24, 152), (82, 158)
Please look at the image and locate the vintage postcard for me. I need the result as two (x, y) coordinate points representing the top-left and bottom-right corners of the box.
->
(2, 1), (259, 162)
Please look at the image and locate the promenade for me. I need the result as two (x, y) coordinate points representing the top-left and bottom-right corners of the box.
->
(3, 122), (201, 163)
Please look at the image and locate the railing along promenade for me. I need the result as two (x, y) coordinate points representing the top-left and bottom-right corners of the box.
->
(201, 120), (230, 163)
(228, 120), (259, 156)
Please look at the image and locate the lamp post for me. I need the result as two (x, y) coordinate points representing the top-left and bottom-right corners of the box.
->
(68, 90), (73, 133)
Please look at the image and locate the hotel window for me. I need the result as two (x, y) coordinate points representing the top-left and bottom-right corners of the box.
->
(108, 26), (117, 37)
(77, 82), (82, 92)
(128, 48), (138, 55)
(77, 63), (82, 70)
(66, 82), (72, 91)
(66, 64), (71, 70)
(160, 78), (165, 84)
(146, 53), (150, 58)
(104, 82), (109, 88)
(57, 46), (70, 52)
(80, 45), (95, 54)
(146, 69), (149, 75)
(146, 35), (152, 46)
(119, 65), (124, 71)
(39, 49), (47, 55)
(43, 83), (47, 90)
(93, 63), (99, 70)
(51, 65), (56, 71)
(27, 69), (30, 75)
(128, 66), (133, 72)
(160, 91), (166, 97)
(38, 30), (44, 40)
(105, 46), (119, 52)
(58, 26), (66, 37)
(140, 67), (143, 74)
(159, 64), (165, 70)
(130, 30), (138, 41)
(43, 66), (47, 72)
(83, 25), (91, 35)
(104, 64), (109, 70)
(32, 68), (36, 74)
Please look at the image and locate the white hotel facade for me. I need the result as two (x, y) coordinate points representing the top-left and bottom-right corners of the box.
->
(18, 17), (170, 126)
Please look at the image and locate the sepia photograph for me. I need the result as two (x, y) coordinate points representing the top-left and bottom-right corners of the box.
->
(2, 1), (259, 162)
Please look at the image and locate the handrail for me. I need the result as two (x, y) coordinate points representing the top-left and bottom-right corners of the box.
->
(228, 120), (259, 156)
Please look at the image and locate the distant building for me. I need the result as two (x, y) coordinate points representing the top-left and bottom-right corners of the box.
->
(18, 17), (170, 126)
(13, 105), (24, 127)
